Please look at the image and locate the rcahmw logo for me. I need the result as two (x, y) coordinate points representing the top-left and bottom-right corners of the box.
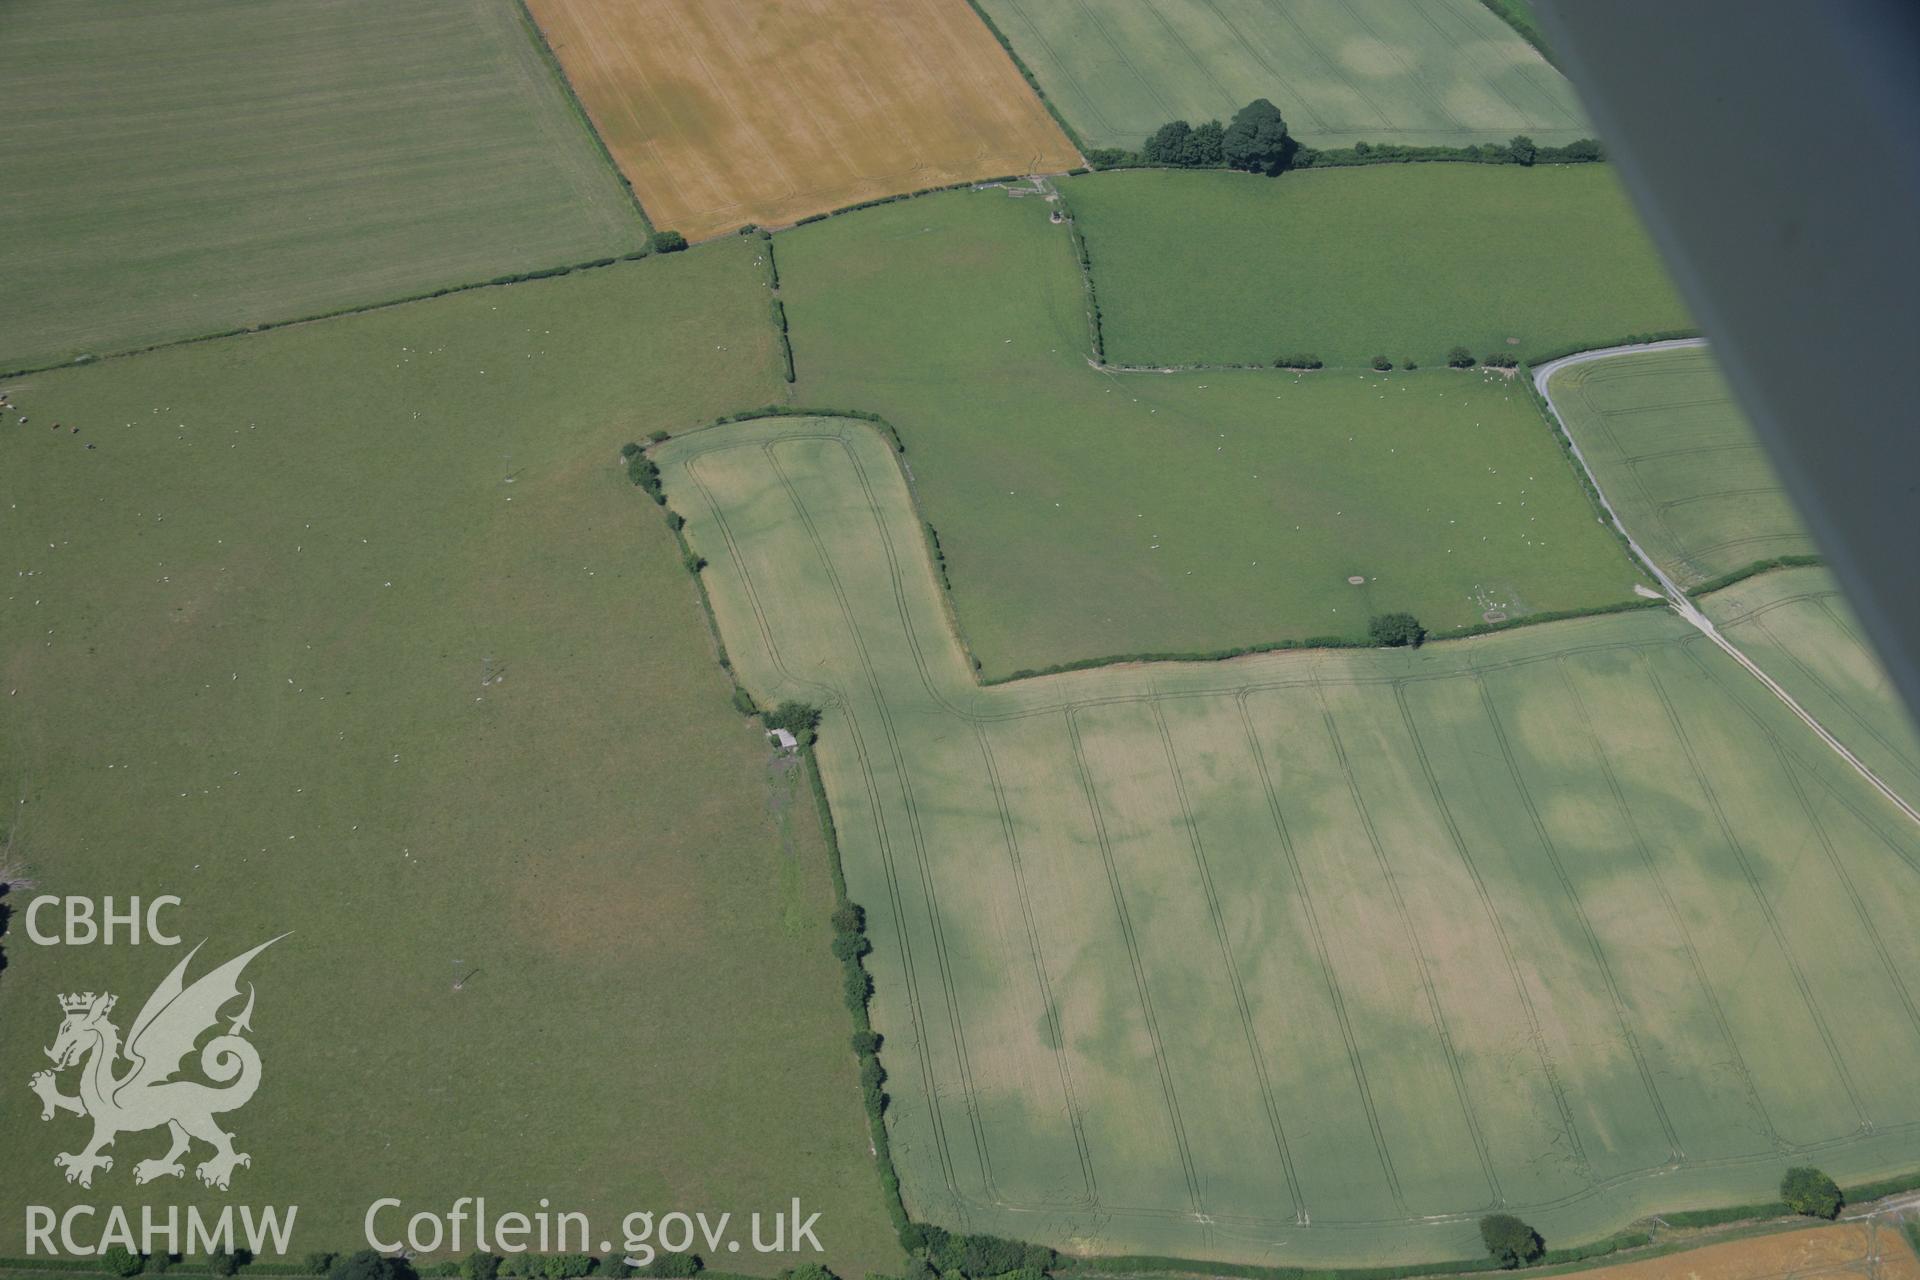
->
(23, 932), (299, 1256)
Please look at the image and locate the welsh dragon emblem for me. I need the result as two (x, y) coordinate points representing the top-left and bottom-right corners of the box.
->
(28, 937), (283, 1190)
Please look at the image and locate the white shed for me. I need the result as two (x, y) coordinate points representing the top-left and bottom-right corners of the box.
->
(768, 727), (799, 752)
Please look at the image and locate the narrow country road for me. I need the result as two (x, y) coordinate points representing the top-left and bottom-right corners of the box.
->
(1532, 340), (1920, 830)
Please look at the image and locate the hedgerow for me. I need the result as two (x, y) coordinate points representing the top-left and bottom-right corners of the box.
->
(0, 251), (655, 382)
(623, 449), (665, 503)
(1687, 554), (1825, 597)
(954, 0), (1092, 157)
(1477, 0), (1561, 70)
(1517, 367), (1651, 569)
(769, 297), (795, 382)
(797, 752), (913, 1244)
(1088, 135), (1602, 173)
(698, 405), (906, 453)
(1055, 1229), (1649, 1280)
(1523, 330), (1702, 366)
(1059, 197), (1106, 361)
(923, 522), (953, 590)
(506, 0), (654, 232)
(976, 597), (1667, 685)
(1656, 1168), (1920, 1229)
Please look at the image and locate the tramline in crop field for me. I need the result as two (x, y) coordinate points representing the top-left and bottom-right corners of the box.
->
(656, 412), (1920, 1267)
(1548, 345), (1815, 590)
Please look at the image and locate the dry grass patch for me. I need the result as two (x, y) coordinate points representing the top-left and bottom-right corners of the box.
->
(524, 0), (1082, 238)
(1570, 1220), (1918, 1280)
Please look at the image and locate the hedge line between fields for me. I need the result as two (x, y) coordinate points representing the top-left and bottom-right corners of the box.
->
(693, 404), (908, 455)
(0, 251), (658, 381)
(753, 228), (797, 383)
(788, 173), (1041, 234)
(1477, 0), (1562, 70)
(800, 748), (915, 1244)
(0, 1261), (757, 1279)
(977, 597), (1669, 685)
(1063, 1228), (1652, 1280)
(1056, 193), (1106, 361)
(620, 435), (736, 681)
(1518, 333), (1702, 579)
(1085, 141), (1601, 173)
(956, 0), (1093, 159)
(1527, 331), (1703, 368)
(1652, 1168), (1920, 1230)
(1520, 364), (1649, 575)
(1687, 555), (1826, 598)
(506, 0), (654, 234)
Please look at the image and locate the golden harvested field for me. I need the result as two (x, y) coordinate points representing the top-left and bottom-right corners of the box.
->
(524, 0), (1082, 239)
(1570, 1221), (1920, 1280)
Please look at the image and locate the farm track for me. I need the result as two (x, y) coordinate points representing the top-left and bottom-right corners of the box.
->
(654, 413), (1920, 1262)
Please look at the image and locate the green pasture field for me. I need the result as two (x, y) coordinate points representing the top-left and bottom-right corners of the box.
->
(971, 0), (1587, 153)
(657, 411), (1920, 1267)
(1704, 567), (1920, 809)
(777, 187), (1649, 677)
(0, 244), (900, 1275)
(1547, 345), (1814, 589)
(0, 0), (644, 373)
(1063, 165), (1692, 368)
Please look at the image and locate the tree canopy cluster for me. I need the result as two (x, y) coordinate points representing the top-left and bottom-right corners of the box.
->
(1089, 111), (1603, 174)
(1781, 1165), (1844, 1218)
(1478, 1214), (1544, 1268)
(1135, 99), (1297, 174)
(1369, 612), (1427, 648)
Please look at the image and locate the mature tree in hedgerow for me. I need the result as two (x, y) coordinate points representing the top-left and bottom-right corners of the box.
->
(1184, 120), (1225, 166)
(1222, 98), (1295, 173)
(1479, 1214), (1544, 1268)
(649, 229), (688, 254)
(330, 1252), (414, 1280)
(1447, 345), (1477, 368)
(1781, 1166), (1844, 1218)
(777, 1266), (837, 1280)
(1508, 134), (1538, 166)
(1142, 119), (1225, 167)
(1369, 612), (1426, 648)
(1142, 120), (1193, 165)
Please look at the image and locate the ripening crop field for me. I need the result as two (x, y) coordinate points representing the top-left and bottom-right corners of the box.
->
(1063, 165), (1692, 369)
(0, 245), (901, 1276)
(0, 0), (644, 372)
(656, 411), (1920, 1267)
(523, 0), (1082, 240)
(1548, 345), (1814, 589)
(974, 0), (1589, 153)
(1705, 567), (1920, 807)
